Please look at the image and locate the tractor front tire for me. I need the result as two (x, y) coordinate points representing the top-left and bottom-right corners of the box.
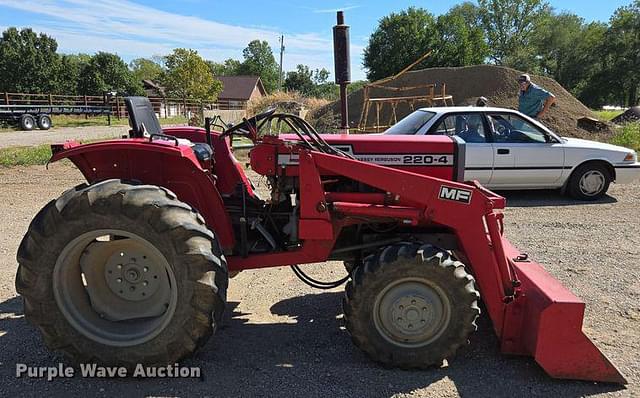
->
(16, 179), (228, 367)
(343, 243), (480, 368)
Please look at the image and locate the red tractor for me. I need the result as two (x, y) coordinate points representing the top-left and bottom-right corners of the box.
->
(16, 98), (625, 383)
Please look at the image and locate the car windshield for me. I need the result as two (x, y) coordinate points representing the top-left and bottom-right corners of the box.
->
(384, 110), (436, 135)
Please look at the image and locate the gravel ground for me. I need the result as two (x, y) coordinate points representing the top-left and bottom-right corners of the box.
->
(0, 125), (130, 148)
(0, 124), (185, 148)
(0, 163), (638, 397)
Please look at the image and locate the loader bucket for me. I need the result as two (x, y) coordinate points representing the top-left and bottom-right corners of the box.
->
(500, 239), (627, 384)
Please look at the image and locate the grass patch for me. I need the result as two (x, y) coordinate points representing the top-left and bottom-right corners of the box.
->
(610, 122), (640, 152)
(52, 115), (129, 127)
(0, 115), (189, 131)
(0, 144), (52, 166)
(594, 110), (623, 121)
(51, 115), (188, 128)
(0, 135), (249, 167)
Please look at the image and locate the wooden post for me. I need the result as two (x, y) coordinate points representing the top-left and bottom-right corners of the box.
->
(116, 96), (121, 119)
(84, 95), (88, 119)
(358, 85), (369, 131)
(3, 92), (8, 105)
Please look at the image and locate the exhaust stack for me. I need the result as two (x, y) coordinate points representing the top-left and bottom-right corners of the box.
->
(333, 11), (351, 133)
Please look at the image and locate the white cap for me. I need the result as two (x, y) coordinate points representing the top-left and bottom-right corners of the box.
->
(518, 74), (531, 83)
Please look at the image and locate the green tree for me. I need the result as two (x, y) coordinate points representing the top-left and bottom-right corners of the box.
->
(284, 65), (337, 99)
(162, 48), (222, 101)
(604, 1), (640, 106)
(571, 23), (615, 107)
(238, 40), (280, 93)
(130, 58), (164, 82)
(56, 54), (90, 94)
(284, 64), (315, 94)
(0, 27), (61, 93)
(447, 1), (484, 26)
(433, 4), (489, 66)
(363, 6), (489, 81)
(363, 7), (438, 81)
(478, 0), (551, 68)
(207, 58), (241, 76)
(78, 52), (143, 96)
(533, 13), (585, 81)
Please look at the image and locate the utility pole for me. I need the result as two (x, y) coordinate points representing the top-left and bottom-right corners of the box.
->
(278, 35), (285, 91)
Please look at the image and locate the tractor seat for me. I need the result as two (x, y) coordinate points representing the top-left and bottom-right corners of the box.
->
(124, 96), (162, 137)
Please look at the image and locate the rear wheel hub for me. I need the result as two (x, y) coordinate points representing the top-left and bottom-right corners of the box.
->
(103, 251), (163, 302)
(53, 229), (177, 346)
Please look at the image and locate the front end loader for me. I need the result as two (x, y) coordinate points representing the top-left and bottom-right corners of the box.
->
(15, 98), (625, 383)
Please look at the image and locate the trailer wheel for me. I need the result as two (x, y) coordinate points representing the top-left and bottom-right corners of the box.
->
(343, 243), (480, 368)
(16, 180), (228, 367)
(37, 114), (52, 130)
(20, 114), (35, 131)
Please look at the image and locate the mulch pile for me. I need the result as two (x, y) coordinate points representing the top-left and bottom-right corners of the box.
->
(318, 64), (613, 138)
(612, 106), (640, 124)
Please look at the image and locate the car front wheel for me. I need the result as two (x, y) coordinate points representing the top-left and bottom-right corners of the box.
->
(568, 163), (611, 200)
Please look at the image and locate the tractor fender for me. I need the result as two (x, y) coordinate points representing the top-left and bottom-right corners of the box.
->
(49, 139), (236, 250)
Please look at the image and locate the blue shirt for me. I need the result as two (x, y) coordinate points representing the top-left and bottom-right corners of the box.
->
(518, 83), (553, 117)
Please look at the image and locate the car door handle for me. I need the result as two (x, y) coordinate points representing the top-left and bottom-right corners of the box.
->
(497, 148), (510, 155)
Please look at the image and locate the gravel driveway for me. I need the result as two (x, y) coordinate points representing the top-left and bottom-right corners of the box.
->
(0, 163), (637, 397)
(0, 124), (188, 148)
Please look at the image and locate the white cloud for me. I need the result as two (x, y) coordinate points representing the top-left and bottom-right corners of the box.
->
(312, 5), (360, 14)
(0, 0), (367, 80)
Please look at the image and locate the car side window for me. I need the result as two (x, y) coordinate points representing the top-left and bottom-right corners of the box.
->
(487, 114), (548, 143)
(430, 113), (487, 143)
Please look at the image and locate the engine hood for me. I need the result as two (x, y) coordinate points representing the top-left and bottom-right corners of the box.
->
(561, 137), (634, 154)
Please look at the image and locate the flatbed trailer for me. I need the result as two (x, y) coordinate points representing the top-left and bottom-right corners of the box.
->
(0, 104), (112, 130)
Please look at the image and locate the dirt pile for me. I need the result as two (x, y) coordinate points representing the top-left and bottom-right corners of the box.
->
(320, 65), (611, 138)
(612, 106), (640, 124)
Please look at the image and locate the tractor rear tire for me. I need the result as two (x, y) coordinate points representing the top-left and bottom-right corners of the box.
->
(343, 260), (362, 275)
(16, 179), (228, 367)
(20, 114), (35, 131)
(343, 243), (480, 369)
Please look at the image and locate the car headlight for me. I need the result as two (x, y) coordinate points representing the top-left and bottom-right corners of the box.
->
(623, 152), (637, 162)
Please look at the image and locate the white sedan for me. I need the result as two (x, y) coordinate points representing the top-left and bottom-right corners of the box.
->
(384, 106), (640, 200)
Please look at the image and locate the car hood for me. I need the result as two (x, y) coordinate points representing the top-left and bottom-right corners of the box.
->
(561, 137), (633, 154)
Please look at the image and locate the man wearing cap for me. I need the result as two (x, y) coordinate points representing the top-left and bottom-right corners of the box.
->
(518, 74), (556, 119)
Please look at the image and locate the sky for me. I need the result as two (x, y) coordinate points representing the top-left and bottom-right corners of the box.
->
(0, 0), (633, 82)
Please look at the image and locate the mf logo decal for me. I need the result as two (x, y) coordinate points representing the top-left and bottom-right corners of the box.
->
(438, 186), (472, 204)
(277, 144), (453, 167)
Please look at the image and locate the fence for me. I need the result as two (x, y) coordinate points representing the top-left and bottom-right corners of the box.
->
(0, 92), (246, 119)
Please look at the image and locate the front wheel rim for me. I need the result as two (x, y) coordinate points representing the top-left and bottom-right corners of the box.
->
(53, 229), (178, 347)
(579, 170), (605, 196)
(373, 277), (451, 348)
